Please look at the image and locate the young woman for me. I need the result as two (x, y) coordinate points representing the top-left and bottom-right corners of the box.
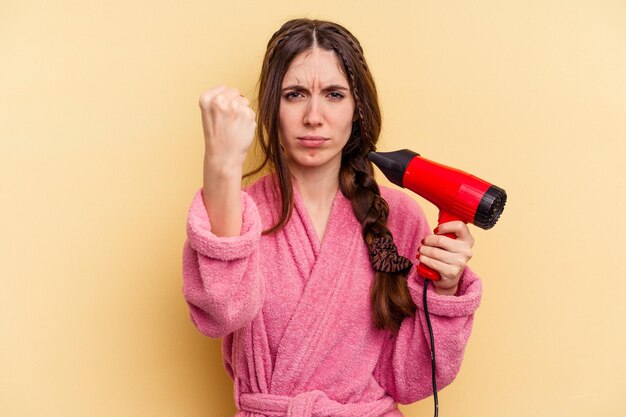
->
(183, 18), (482, 417)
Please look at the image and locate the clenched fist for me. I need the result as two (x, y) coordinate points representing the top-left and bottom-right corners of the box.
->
(198, 86), (256, 236)
(199, 85), (257, 171)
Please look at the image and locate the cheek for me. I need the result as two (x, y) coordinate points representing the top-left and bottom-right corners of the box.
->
(336, 101), (355, 124)
(278, 106), (298, 133)
(332, 108), (356, 134)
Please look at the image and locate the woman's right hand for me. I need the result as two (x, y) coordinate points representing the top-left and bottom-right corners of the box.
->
(198, 86), (255, 236)
(199, 85), (257, 171)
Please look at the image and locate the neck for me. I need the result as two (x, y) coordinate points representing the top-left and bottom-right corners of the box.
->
(288, 161), (341, 209)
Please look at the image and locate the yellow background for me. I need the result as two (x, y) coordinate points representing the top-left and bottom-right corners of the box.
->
(2, 1), (625, 416)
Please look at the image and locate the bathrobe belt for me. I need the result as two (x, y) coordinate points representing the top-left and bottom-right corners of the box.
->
(238, 390), (397, 417)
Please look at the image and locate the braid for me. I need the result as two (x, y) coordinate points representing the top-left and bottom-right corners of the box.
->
(331, 47), (373, 158)
(265, 33), (291, 68)
(319, 23), (367, 65)
(340, 157), (417, 333)
(329, 25), (416, 333)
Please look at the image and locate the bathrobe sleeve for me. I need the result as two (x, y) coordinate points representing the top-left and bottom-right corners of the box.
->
(181, 187), (264, 338)
(373, 190), (482, 404)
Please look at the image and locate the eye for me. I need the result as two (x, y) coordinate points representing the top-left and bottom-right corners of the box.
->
(328, 92), (345, 100)
(284, 91), (303, 101)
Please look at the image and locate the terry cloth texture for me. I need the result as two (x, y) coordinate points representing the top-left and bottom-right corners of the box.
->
(182, 174), (482, 417)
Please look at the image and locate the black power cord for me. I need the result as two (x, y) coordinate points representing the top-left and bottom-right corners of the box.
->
(423, 278), (439, 417)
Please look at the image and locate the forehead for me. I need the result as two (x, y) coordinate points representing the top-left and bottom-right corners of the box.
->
(282, 48), (349, 87)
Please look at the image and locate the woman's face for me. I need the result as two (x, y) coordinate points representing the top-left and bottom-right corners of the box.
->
(278, 47), (356, 175)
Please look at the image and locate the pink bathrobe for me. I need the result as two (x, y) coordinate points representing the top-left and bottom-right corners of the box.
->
(182, 174), (482, 417)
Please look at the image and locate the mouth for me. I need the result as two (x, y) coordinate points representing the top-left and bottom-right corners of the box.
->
(297, 136), (328, 148)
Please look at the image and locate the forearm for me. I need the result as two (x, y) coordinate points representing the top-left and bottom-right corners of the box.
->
(202, 155), (243, 237)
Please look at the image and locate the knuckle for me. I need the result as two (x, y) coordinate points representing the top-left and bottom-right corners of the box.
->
(452, 265), (462, 277)
(451, 256), (464, 268)
(214, 95), (229, 111)
(198, 94), (209, 109)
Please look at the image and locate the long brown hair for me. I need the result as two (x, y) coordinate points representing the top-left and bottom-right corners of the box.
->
(246, 18), (416, 332)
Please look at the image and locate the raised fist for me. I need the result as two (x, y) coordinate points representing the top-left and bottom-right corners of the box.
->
(199, 85), (256, 170)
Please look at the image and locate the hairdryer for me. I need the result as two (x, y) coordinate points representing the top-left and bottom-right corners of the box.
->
(369, 149), (507, 281)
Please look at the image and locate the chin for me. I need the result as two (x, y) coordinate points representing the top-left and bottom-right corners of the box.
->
(288, 149), (338, 170)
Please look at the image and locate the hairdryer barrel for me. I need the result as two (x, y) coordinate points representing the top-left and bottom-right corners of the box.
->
(369, 149), (506, 229)
(369, 149), (507, 280)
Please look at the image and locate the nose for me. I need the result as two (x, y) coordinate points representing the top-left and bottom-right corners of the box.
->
(303, 96), (323, 126)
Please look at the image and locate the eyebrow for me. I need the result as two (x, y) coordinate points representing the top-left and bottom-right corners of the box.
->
(281, 84), (350, 93)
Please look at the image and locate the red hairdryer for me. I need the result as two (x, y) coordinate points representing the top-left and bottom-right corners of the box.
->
(369, 149), (507, 281)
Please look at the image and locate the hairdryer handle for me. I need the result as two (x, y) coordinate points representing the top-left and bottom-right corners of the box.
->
(417, 211), (460, 281)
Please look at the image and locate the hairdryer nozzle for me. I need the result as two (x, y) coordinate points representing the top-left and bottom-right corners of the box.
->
(368, 150), (418, 187)
(474, 185), (507, 229)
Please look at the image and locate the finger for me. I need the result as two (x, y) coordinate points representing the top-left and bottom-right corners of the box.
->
(212, 88), (238, 109)
(418, 244), (469, 266)
(199, 85), (228, 109)
(217, 87), (242, 102)
(436, 221), (475, 246)
(245, 106), (257, 121)
(422, 234), (473, 257)
(418, 254), (464, 282)
(231, 95), (251, 111)
(239, 96), (250, 107)
(435, 220), (464, 236)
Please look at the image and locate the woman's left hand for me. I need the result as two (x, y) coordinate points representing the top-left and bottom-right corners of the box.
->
(418, 221), (474, 296)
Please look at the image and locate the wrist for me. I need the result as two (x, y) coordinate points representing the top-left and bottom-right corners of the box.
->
(203, 155), (243, 180)
(433, 283), (459, 296)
